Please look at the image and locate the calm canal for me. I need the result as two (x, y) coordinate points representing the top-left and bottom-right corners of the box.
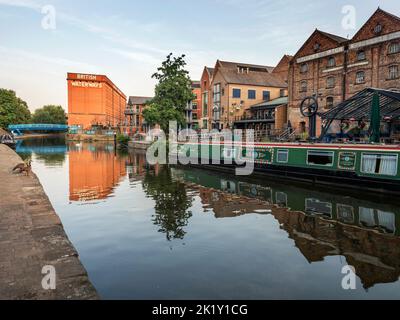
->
(16, 137), (400, 299)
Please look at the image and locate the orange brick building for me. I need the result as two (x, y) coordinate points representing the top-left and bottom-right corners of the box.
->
(67, 73), (127, 129)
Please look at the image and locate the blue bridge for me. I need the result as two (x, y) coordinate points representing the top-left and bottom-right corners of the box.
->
(8, 124), (69, 136)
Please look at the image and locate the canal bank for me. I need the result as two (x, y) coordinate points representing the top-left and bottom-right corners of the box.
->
(0, 144), (98, 299)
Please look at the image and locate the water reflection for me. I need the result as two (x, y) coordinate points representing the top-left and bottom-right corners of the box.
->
(68, 142), (126, 202)
(171, 167), (400, 289)
(16, 137), (67, 165)
(142, 166), (194, 241)
(16, 138), (400, 296)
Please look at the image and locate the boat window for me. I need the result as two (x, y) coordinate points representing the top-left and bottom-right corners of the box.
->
(307, 150), (334, 166)
(277, 149), (289, 163)
(361, 153), (398, 176)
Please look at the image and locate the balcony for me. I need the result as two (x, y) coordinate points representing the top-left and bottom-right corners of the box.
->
(234, 115), (275, 123)
(125, 108), (139, 115)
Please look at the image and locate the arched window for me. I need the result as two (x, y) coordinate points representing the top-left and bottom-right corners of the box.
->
(300, 63), (309, 73)
(356, 71), (365, 84)
(389, 42), (400, 54)
(327, 56), (336, 68)
(357, 50), (366, 61)
(326, 77), (335, 88)
(300, 81), (307, 92)
(389, 65), (399, 80)
(326, 97), (334, 109)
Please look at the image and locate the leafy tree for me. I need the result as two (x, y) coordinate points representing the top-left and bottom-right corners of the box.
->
(31, 105), (67, 124)
(0, 89), (31, 129)
(143, 53), (194, 135)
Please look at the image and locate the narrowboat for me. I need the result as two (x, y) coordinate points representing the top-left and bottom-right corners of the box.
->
(176, 142), (400, 195)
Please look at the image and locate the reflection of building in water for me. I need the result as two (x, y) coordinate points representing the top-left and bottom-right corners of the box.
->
(272, 208), (400, 289)
(69, 144), (126, 201)
(198, 187), (272, 218)
(172, 167), (400, 289)
(125, 151), (160, 183)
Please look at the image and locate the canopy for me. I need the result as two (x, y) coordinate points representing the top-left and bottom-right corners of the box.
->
(320, 88), (400, 121)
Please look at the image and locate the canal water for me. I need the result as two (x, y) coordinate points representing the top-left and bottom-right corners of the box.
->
(16, 137), (400, 299)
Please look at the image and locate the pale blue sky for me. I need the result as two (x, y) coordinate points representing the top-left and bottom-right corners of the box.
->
(0, 0), (399, 110)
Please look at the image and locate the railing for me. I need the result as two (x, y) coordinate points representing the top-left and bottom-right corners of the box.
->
(234, 115), (275, 121)
(125, 109), (139, 115)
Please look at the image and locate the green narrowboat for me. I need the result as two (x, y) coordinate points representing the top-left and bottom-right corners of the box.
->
(176, 142), (400, 195)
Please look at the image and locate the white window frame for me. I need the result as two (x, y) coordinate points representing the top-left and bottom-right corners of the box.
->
(360, 153), (399, 176)
(277, 149), (289, 163)
(306, 150), (335, 167)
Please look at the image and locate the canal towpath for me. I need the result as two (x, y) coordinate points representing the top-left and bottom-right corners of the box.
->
(0, 144), (98, 299)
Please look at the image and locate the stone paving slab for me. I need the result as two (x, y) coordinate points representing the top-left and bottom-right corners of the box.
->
(0, 144), (98, 300)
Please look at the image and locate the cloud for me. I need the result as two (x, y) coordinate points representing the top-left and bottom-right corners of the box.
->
(0, 0), (41, 10)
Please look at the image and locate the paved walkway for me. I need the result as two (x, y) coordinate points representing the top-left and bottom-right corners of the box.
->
(0, 145), (98, 299)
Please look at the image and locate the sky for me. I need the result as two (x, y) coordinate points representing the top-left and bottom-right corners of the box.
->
(0, 0), (400, 111)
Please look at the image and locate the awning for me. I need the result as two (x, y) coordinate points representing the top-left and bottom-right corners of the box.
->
(320, 88), (400, 121)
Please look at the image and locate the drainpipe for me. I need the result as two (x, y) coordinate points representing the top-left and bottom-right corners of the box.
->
(342, 45), (349, 102)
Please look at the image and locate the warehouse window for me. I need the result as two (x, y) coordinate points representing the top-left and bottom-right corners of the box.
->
(356, 71), (365, 84)
(300, 81), (308, 92)
(327, 56), (336, 68)
(300, 63), (309, 73)
(307, 150), (334, 166)
(357, 50), (366, 61)
(326, 76), (335, 88)
(389, 65), (399, 80)
(326, 97), (334, 109)
(389, 42), (400, 54)
(361, 154), (398, 176)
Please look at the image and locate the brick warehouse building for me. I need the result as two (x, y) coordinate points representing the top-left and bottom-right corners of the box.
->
(288, 8), (400, 135)
(208, 60), (288, 130)
(67, 73), (127, 130)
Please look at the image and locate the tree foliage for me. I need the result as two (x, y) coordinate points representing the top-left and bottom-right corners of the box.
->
(0, 89), (31, 129)
(31, 105), (67, 124)
(143, 53), (194, 134)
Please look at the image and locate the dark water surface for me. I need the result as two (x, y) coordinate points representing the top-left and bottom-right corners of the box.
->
(16, 137), (400, 299)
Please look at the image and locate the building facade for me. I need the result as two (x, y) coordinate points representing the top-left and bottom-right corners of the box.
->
(191, 81), (202, 129)
(288, 8), (400, 135)
(67, 73), (126, 130)
(209, 60), (288, 130)
(125, 96), (153, 134)
(200, 67), (214, 130)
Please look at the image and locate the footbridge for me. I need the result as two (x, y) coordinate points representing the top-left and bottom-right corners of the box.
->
(8, 124), (69, 136)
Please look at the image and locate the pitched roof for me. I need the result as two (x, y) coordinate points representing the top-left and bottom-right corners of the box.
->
(250, 96), (289, 109)
(351, 8), (400, 42)
(128, 96), (153, 105)
(318, 30), (348, 44)
(206, 67), (215, 76)
(216, 60), (287, 88)
(219, 60), (275, 73)
(293, 29), (348, 59)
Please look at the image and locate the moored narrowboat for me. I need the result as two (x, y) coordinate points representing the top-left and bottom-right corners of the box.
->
(176, 142), (400, 195)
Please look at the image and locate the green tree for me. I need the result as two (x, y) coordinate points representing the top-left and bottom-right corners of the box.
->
(31, 105), (67, 124)
(143, 53), (194, 134)
(0, 89), (31, 129)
